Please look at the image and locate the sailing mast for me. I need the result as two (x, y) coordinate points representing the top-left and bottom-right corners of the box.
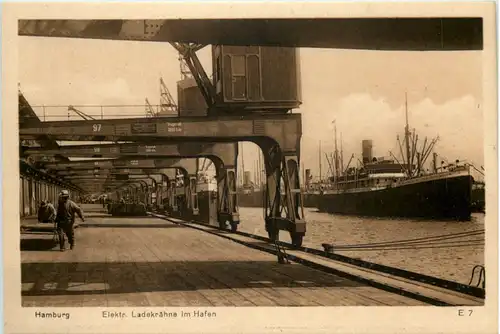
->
(319, 140), (322, 182)
(333, 120), (339, 183)
(340, 132), (344, 176)
(404, 92), (412, 176)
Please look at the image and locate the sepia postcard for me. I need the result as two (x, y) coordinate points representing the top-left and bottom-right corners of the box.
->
(2, 1), (498, 333)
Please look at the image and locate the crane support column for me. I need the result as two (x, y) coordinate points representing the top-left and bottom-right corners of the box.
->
(212, 153), (240, 232)
(19, 114), (307, 246)
(169, 177), (178, 214)
(261, 140), (305, 247)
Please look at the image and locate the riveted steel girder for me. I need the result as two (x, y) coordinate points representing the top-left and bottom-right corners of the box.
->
(18, 18), (483, 50)
(43, 157), (198, 173)
(24, 142), (237, 166)
(65, 175), (157, 180)
(26, 142), (237, 182)
(65, 160), (202, 215)
(19, 114), (301, 155)
(56, 168), (175, 177)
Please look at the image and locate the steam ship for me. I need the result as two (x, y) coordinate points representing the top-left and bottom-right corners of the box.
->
(307, 96), (475, 221)
(237, 170), (265, 207)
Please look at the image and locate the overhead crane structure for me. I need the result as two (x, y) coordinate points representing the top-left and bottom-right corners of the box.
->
(56, 163), (222, 227)
(45, 158), (197, 205)
(73, 174), (159, 207)
(22, 142), (240, 231)
(144, 86), (214, 182)
(19, 91), (85, 218)
(68, 173), (176, 216)
(18, 18), (483, 247)
(20, 113), (305, 244)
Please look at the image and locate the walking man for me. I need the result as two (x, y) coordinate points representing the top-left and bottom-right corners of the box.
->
(55, 190), (85, 252)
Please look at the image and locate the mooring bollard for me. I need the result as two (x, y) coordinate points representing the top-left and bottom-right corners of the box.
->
(322, 243), (334, 255)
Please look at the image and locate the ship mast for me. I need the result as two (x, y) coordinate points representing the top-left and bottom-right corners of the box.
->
(404, 92), (412, 176)
(319, 140), (322, 182)
(333, 120), (339, 183)
(340, 132), (344, 176)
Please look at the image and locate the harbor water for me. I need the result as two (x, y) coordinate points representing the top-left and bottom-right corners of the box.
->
(238, 207), (485, 285)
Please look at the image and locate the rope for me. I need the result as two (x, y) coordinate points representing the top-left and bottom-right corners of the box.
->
(333, 242), (484, 252)
(320, 229), (485, 252)
(334, 239), (485, 250)
(470, 164), (485, 176)
(327, 229), (484, 249)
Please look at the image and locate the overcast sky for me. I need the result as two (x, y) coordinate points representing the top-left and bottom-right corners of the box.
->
(19, 36), (484, 182)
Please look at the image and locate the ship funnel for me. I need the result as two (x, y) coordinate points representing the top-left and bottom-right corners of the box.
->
(362, 140), (373, 164)
(243, 171), (252, 186)
(305, 169), (311, 186)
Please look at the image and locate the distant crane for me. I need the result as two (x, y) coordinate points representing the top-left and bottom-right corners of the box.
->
(159, 77), (178, 116)
(144, 77), (178, 117)
(68, 105), (95, 121)
(144, 98), (158, 117)
(142, 61), (213, 180)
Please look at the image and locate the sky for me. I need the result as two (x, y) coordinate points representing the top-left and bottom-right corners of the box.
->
(19, 36), (484, 183)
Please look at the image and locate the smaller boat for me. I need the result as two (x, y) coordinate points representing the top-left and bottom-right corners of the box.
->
(471, 181), (485, 213)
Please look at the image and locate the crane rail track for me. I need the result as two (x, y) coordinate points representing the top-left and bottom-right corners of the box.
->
(148, 212), (485, 307)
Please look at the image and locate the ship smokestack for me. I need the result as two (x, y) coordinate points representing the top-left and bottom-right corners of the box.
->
(362, 140), (373, 164)
(243, 171), (252, 186)
(305, 169), (311, 187)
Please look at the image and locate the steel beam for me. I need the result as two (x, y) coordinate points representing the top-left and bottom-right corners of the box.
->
(24, 142), (237, 164)
(43, 157), (198, 172)
(69, 175), (157, 205)
(19, 114), (301, 155)
(21, 115), (305, 244)
(27, 142), (240, 228)
(56, 168), (174, 176)
(58, 159), (201, 217)
(52, 158), (237, 228)
(18, 18), (483, 50)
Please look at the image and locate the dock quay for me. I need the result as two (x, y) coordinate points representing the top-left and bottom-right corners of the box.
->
(20, 204), (483, 308)
(14, 19), (491, 334)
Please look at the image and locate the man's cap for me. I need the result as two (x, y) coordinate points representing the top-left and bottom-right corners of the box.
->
(59, 190), (70, 197)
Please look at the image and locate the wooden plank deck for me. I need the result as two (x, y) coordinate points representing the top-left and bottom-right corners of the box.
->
(21, 213), (429, 307)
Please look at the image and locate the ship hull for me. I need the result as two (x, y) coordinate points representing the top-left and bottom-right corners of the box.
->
(471, 187), (485, 213)
(304, 193), (319, 208)
(317, 174), (473, 221)
(238, 190), (265, 207)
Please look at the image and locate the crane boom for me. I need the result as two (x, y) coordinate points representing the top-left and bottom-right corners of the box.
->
(159, 77), (178, 115)
(68, 105), (95, 121)
(144, 98), (157, 117)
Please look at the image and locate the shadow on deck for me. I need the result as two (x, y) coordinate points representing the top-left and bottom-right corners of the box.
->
(78, 223), (185, 229)
(21, 238), (58, 251)
(21, 260), (364, 296)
